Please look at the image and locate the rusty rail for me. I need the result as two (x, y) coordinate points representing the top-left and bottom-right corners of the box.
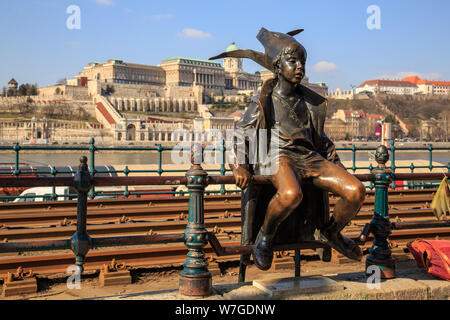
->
(0, 152), (448, 296)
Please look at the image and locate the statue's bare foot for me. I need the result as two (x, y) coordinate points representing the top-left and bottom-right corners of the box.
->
(252, 229), (274, 270)
(319, 220), (362, 261)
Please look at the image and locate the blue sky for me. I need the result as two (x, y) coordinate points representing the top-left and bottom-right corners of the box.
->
(0, 0), (449, 91)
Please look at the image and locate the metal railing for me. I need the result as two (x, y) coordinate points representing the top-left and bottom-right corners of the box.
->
(0, 138), (448, 201)
(0, 147), (449, 296)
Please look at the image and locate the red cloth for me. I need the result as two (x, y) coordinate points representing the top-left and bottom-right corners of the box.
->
(407, 239), (450, 281)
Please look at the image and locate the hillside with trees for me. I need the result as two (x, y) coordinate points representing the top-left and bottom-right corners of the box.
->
(328, 96), (450, 124)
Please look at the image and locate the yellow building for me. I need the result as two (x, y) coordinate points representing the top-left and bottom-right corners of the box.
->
(159, 57), (225, 89)
(324, 118), (347, 141)
(222, 42), (262, 91)
(81, 59), (165, 86)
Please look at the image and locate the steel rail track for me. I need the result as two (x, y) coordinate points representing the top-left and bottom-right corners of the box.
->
(0, 189), (434, 212)
(0, 227), (449, 277)
(0, 190), (436, 229)
(0, 208), (442, 243)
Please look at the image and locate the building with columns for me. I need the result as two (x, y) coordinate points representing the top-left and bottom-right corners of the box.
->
(222, 42), (262, 91)
(80, 59), (165, 86)
(159, 57), (225, 89)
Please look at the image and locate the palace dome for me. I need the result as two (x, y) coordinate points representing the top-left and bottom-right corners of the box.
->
(225, 42), (239, 52)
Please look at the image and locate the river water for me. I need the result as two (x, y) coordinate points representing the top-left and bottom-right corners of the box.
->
(0, 150), (448, 167)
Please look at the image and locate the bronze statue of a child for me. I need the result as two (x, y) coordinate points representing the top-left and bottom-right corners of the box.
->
(210, 27), (365, 270)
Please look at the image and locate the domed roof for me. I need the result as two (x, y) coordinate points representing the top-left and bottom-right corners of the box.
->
(225, 42), (239, 52)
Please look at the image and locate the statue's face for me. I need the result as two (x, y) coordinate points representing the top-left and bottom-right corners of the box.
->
(278, 44), (306, 84)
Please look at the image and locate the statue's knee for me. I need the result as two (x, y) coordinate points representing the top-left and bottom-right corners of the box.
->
(279, 189), (302, 210)
(346, 182), (366, 205)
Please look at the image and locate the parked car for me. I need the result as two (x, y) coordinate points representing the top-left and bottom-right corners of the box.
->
(13, 186), (77, 203)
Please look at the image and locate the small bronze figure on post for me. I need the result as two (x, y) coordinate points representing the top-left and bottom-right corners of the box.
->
(210, 27), (366, 271)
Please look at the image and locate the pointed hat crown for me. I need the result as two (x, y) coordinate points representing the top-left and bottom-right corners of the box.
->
(209, 27), (306, 72)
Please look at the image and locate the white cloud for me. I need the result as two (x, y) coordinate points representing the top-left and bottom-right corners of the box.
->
(151, 13), (174, 21)
(177, 28), (212, 39)
(95, 0), (113, 6)
(311, 61), (338, 73)
(376, 71), (443, 81)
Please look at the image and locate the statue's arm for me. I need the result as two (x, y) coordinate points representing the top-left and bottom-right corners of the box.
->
(229, 101), (260, 171)
(229, 101), (260, 188)
(322, 133), (346, 170)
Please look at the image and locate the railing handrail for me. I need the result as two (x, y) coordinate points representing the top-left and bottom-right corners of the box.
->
(0, 172), (448, 188)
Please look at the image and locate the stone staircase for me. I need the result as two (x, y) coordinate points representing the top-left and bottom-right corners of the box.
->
(94, 95), (125, 128)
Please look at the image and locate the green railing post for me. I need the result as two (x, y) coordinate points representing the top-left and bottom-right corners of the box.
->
(428, 144), (433, 171)
(179, 144), (212, 296)
(369, 163), (374, 190)
(366, 145), (396, 279)
(220, 139), (226, 195)
(88, 137), (96, 200)
(351, 144), (356, 173)
(71, 156), (93, 275)
(13, 142), (20, 176)
(409, 163), (416, 189)
(124, 165), (130, 198)
(51, 166), (57, 201)
(157, 144), (163, 176)
(389, 140), (396, 190)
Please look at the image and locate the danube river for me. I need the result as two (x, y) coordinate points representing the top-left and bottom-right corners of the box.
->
(0, 149), (448, 167)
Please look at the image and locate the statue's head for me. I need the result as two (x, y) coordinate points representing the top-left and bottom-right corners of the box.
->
(209, 27), (307, 78)
(272, 43), (306, 84)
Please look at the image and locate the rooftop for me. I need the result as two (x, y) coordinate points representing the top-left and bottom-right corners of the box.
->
(358, 79), (417, 88)
(225, 42), (239, 52)
(160, 57), (221, 67)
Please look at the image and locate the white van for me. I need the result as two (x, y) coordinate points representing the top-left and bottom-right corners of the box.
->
(13, 187), (76, 203)
(12, 186), (128, 203)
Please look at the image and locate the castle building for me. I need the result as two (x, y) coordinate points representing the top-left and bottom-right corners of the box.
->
(222, 42), (261, 91)
(356, 76), (450, 96)
(8, 78), (18, 91)
(159, 57), (225, 89)
(80, 59), (165, 86)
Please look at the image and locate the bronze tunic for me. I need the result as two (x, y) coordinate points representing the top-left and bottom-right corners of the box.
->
(269, 92), (328, 179)
(234, 79), (342, 176)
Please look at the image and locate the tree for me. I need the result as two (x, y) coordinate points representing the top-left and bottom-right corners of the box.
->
(18, 84), (28, 96)
(104, 84), (115, 95)
(56, 78), (67, 85)
(29, 84), (38, 96)
(7, 88), (16, 97)
(384, 114), (398, 124)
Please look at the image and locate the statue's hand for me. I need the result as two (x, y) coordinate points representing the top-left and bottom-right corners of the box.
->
(233, 166), (252, 190)
(337, 161), (347, 171)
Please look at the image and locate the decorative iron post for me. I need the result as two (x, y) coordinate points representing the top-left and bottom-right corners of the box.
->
(366, 145), (396, 278)
(88, 137), (96, 200)
(71, 156), (93, 275)
(179, 143), (212, 296)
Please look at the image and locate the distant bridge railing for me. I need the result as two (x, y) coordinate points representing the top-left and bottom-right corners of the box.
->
(0, 150), (449, 295)
(0, 138), (448, 201)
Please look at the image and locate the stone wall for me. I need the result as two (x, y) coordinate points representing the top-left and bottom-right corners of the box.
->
(38, 85), (89, 100)
(0, 96), (96, 118)
(108, 96), (198, 114)
(0, 119), (112, 143)
(100, 82), (165, 98)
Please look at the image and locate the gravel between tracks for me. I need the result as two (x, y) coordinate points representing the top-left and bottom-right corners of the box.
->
(0, 252), (422, 300)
